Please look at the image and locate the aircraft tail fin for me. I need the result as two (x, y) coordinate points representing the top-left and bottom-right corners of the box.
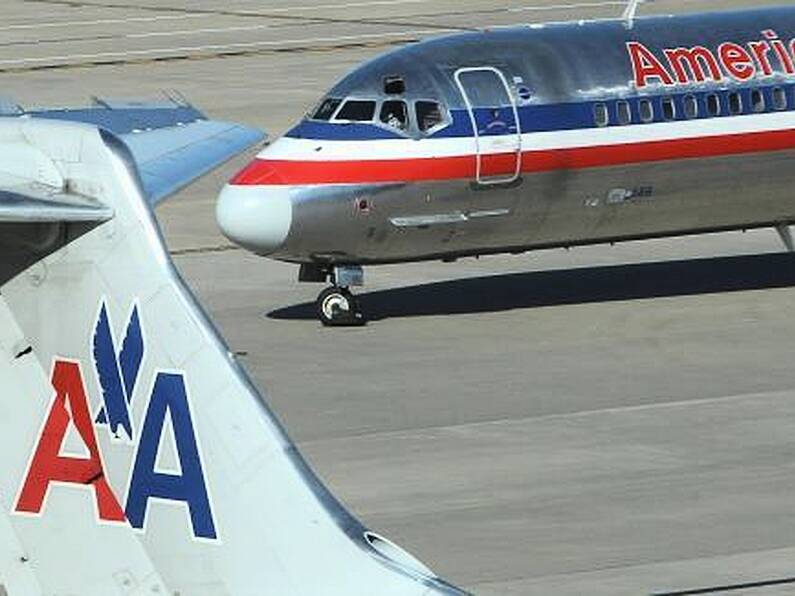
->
(0, 115), (463, 595)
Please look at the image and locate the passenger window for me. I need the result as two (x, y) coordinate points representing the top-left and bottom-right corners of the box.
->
(416, 101), (446, 133)
(728, 92), (742, 115)
(594, 103), (609, 127)
(639, 99), (654, 123)
(380, 100), (408, 130)
(773, 87), (788, 110)
(751, 89), (765, 112)
(683, 95), (698, 119)
(706, 93), (721, 116)
(662, 97), (676, 121)
(312, 98), (342, 121)
(616, 100), (631, 125)
(336, 100), (376, 122)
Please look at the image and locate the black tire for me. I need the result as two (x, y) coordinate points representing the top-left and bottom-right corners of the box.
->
(316, 287), (365, 327)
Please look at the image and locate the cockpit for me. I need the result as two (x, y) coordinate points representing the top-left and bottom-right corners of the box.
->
(306, 74), (451, 137)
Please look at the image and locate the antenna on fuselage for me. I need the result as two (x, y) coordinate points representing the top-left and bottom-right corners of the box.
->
(622, 0), (641, 29)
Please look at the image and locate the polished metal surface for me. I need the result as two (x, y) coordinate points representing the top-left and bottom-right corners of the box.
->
(259, 7), (795, 266)
(323, 7), (795, 107)
(274, 149), (795, 264)
(5, 1), (795, 594)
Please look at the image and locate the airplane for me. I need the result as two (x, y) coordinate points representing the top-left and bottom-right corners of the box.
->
(217, 3), (795, 326)
(0, 98), (465, 595)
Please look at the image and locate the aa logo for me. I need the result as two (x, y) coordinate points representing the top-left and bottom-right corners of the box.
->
(14, 300), (217, 540)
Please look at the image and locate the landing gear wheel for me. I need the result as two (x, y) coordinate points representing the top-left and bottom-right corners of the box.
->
(316, 287), (365, 327)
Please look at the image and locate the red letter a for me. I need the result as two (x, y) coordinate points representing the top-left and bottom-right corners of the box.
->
(627, 41), (675, 88)
(15, 360), (126, 522)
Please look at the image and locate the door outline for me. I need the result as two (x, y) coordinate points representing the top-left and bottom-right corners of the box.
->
(454, 66), (522, 185)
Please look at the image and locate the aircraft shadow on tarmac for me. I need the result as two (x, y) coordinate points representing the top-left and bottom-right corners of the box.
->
(268, 252), (795, 321)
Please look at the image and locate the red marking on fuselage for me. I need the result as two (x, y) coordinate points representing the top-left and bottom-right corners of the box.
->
(628, 41), (675, 88)
(748, 40), (775, 76)
(663, 46), (724, 84)
(230, 128), (795, 186)
(15, 360), (126, 522)
(765, 31), (795, 74)
(717, 43), (756, 81)
(628, 32), (795, 88)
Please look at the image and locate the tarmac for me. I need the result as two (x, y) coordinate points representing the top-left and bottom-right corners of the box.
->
(4, 0), (795, 593)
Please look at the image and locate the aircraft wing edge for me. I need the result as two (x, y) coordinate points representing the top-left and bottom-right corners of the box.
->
(119, 120), (265, 206)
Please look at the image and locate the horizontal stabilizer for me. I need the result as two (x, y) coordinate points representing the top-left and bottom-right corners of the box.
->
(121, 120), (265, 205)
(0, 187), (113, 223)
(3, 96), (265, 206)
(24, 99), (205, 135)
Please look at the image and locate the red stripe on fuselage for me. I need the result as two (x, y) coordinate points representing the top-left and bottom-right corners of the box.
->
(230, 128), (795, 186)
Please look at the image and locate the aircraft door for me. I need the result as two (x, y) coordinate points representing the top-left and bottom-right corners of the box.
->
(454, 67), (522, 185)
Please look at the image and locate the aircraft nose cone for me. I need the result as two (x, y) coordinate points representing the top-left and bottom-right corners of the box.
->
(216, 184), (292, 255)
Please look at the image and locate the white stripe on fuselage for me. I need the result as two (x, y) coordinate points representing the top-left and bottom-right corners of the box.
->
(262, 110), (795, 161)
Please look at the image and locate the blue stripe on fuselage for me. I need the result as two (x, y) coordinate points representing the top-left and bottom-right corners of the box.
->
(284, 83), (795, 142)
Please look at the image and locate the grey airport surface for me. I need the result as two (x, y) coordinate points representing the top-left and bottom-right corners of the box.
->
(4, 1), (795, 594)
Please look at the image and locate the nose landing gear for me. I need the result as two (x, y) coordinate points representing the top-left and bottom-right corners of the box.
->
(316, 286), (364, 327)
(301, 264), (366, 327)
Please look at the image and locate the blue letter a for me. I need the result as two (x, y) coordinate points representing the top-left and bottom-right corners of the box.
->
(126, 372), (217, 540)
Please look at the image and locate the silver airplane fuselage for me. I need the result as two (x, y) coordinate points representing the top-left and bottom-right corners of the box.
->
(217, 6), (795, 318)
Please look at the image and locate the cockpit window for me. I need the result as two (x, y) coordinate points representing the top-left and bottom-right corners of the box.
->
(335, 100), (377, 122)
(312, 98), (342, 121)
(380, 100), (408, 130)
(416, 101), (446, 133)
(384, 76), (406, 95)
